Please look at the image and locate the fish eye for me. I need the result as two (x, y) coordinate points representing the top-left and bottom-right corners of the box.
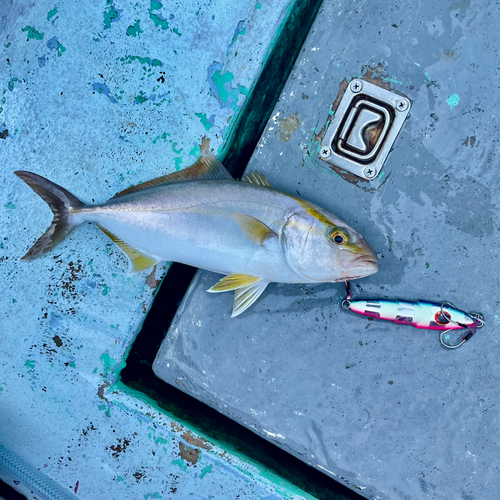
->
(329, 229), (348, 245)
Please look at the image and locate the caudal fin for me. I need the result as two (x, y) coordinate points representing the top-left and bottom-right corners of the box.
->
(15, 171), (85, 260)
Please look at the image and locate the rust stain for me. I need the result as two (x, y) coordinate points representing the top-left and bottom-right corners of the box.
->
(61, 260), (84, 301)
(109, 438), (131, 458)
(44, 258), (86, 317)
(178, 442), (200, 465)
(97, 381), (111, 401)
(82, 423), (97, 436)
(315, 78), (348, 142)
(145, 265), (161, 292)
(133, 470), (146, 482)
(170, 421), (183, 433)
(199, 135), (210, 151)
(181, 431), (212, 451)
(362, 69), (392, 91)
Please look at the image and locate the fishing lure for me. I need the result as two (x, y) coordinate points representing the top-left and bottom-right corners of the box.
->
(342, 282), (484, 349)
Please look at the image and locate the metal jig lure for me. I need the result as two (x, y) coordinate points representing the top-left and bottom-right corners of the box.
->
(342, 282), (484, 349)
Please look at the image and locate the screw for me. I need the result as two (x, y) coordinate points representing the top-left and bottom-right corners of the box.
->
(363, 166), (377, 179)
(395, 99), (409, 112)
(320, 147), (331, 159)
(350, 79), (363, 93)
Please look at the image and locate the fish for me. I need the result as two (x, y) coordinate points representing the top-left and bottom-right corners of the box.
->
(15, 149), (378, 317)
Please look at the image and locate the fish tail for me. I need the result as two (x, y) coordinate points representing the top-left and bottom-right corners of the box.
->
(15, 171), (85, 260)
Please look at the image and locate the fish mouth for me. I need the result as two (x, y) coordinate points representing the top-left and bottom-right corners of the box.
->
(351, 255), (379, 266)
(343, 253), (379, 279)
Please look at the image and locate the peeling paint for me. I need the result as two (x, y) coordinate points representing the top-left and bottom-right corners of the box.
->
(178, 442), (200, 465)
(47, 7), (58, 21)
(22, 26), (44, 41)
(92, 83), (118, 104)
(103, 5), (120, 30)
(226, 20), (246, 55)
(278, 113), (300, 142)
(149, 1), (169, 30)
(207, 62), (248, 109)
(120, 55), (163, 67)
(126, 20), (143, 37)
(181, 431), (211, 450)
(199, 464), (213, 478)
(47, 37), (66, 57)
(446, 93), (460, 109)
(195, 112), (215, 131)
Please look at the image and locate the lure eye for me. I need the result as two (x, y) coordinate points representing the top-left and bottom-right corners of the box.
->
(435, 311), (451, 325)
(329, 229), (348, 245)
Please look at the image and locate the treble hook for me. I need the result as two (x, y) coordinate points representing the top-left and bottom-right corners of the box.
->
(439, 311), (485, 349)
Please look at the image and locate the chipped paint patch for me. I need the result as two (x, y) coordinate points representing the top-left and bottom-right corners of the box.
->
(278, 113), (300, 142)
(178, 442), (200, 464)
(92, 83), (118, 104)
(47, 37), (66, 57)
(207, 62), (248, 109)
(226, 20), (246, 55)
(126, 20), (143, 37)
(446, 93), (460, 109)
(103, 5), (120, 30)
(120, 55), (163, 67)
(382, 76), (403, 85)
(173, 157), (183, 171)
(145, 266), (161, 293)
(181, 431), (211, 450)
(199, 464), (213, 479)
(47, 8), (58, 21)
(22, 26), (44, 41)
(149, 1), (169, 30)
(195, 112), (215, 131)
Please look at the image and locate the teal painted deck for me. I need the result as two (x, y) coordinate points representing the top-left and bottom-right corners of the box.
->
(0, 1), (312, 498)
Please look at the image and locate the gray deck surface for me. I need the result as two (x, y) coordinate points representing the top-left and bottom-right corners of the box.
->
(154, 0), (500, 498)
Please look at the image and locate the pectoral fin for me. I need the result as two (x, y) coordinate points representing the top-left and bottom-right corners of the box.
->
(207, 273), (261, 292)
(233, 213), (277, 246)
(97, 224), (159, 274)
(207, 273), (269, 317)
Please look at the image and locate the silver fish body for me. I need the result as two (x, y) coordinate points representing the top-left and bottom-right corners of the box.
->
(15, 150), (378, 316)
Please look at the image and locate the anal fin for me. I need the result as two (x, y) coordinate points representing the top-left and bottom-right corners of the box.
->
(97, 224), (158, 274)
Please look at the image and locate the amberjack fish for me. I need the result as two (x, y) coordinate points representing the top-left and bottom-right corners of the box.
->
(15, 150), (378, 316)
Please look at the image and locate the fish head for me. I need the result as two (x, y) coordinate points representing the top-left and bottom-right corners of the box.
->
(281, 206), (378, 283)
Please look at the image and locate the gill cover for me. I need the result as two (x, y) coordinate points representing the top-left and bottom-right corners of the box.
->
(281, 213), (339, 282)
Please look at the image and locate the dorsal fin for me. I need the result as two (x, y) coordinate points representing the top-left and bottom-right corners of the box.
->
(242, 171), (272, 187)
(110, 149), (232, 200)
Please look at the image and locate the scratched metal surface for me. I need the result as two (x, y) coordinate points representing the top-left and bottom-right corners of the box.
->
(154, 0), (500, 498)
(0, 0), (310, 498)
